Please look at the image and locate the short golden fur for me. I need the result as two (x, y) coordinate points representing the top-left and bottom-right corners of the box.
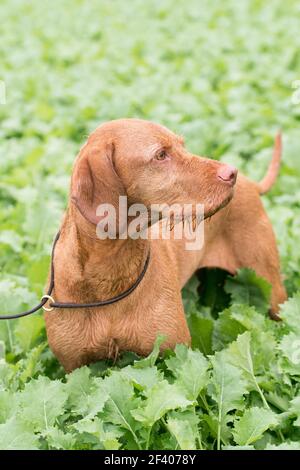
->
(45, 119), (286, 372)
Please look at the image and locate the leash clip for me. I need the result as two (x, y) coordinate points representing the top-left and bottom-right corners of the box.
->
(41, 295), (55, 312)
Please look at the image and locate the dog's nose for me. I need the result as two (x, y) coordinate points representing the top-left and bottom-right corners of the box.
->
(217, 164), (238, 186)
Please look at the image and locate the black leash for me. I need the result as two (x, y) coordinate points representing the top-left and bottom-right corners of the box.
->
(0, 231), (150, 320)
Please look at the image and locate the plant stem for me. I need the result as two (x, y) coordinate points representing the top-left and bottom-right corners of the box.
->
(145, 428), (152, 450)
(199, 392), (210, 413)
(254, 377), (270, 409)
(6, 320), (13, 352)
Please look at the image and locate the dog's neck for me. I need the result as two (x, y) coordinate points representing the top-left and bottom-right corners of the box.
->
(58, 208), (149, 303)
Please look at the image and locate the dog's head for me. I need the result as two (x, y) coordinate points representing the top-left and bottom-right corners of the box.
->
(71, 119), (237, 230)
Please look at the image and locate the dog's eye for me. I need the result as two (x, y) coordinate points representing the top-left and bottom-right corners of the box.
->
(155, 150), (168, 161)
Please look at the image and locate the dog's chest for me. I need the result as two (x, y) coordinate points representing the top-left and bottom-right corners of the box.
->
(82, 306), (156, 358)
(46, 302), (154, 366)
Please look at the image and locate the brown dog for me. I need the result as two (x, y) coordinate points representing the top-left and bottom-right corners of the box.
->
(44, 119), (287, 372)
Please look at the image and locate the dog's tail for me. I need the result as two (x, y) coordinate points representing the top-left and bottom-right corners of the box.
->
(257, 132), (282, 195)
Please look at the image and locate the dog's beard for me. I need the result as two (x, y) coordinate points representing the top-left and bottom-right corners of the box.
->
(136, 188), (235, 234)
(204, 188), (235, 220)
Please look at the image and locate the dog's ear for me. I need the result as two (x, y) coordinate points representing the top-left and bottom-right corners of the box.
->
(71, 140), (125, 225)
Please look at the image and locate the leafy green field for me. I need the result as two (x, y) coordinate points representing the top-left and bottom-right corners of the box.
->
(1, 0), (300, 450)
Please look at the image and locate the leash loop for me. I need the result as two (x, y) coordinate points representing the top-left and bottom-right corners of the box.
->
(41, 295), (55, 312)
(0, 231), (150, 320)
